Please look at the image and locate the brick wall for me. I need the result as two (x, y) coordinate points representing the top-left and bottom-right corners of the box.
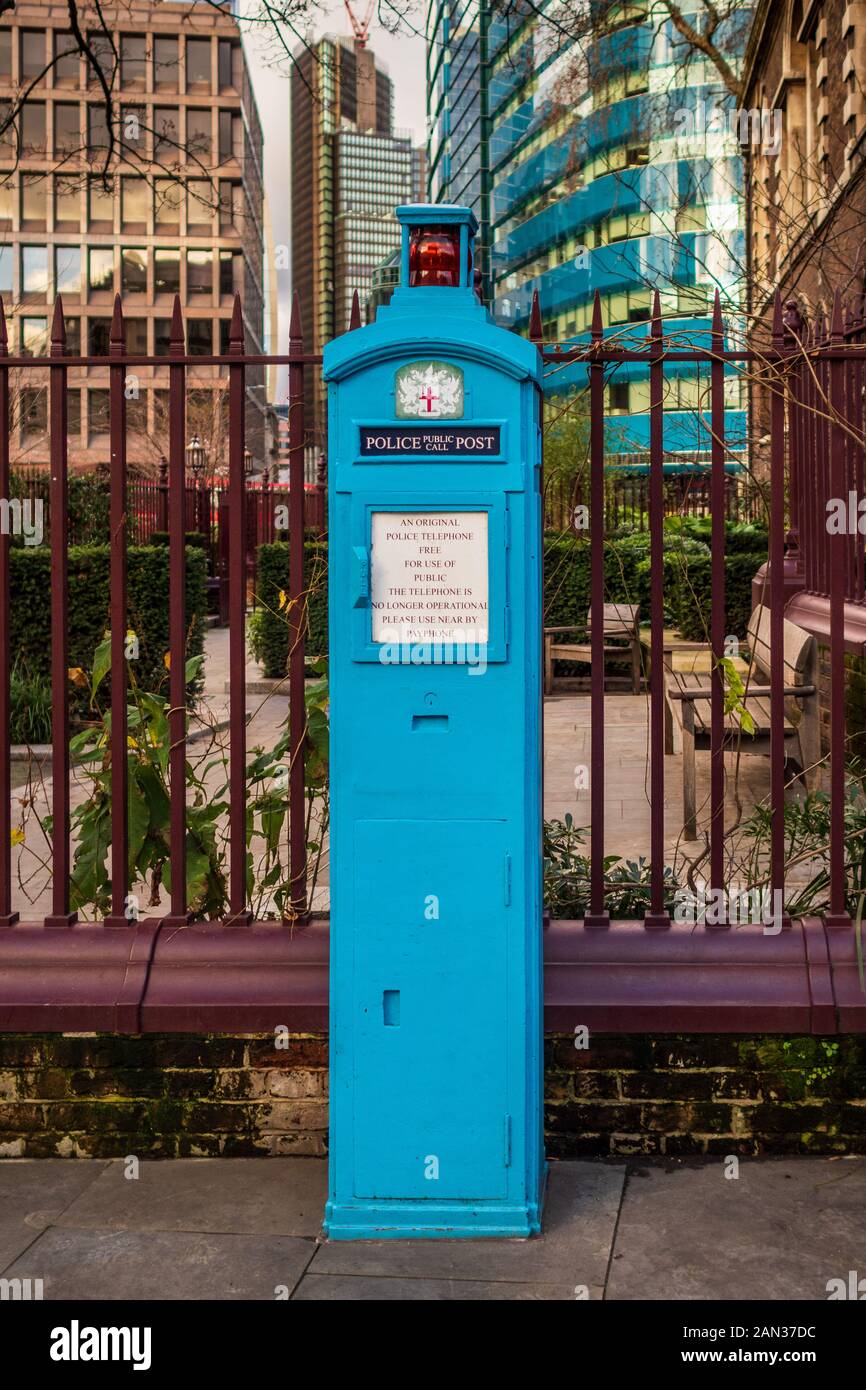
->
(1, 1032), (865, 1159)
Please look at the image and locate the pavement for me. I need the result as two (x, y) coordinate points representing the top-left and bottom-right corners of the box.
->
(2, 1155), (863, 1300)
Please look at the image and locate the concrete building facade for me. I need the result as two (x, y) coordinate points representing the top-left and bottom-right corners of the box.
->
(0, 0), (268, 473)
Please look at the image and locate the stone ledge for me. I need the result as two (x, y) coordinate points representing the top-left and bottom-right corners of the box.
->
(0, 914), (863, 1034)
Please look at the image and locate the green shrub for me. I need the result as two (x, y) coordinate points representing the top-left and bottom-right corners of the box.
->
(254, 540), (328, 678)
(10, 544), (207, 715)
(661, 548), (766, 641)
(148, 531), (209, 550)
(9, 658), (53, 744)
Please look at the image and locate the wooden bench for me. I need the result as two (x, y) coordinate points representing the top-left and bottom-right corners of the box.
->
(664, 607), (819, 840)
(544, 603), (641, 696)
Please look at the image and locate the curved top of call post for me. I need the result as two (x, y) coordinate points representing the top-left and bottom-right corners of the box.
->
(323, 204), (542, 385)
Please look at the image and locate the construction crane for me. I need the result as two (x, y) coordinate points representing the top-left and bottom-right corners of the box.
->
(343, 0), (375, 49)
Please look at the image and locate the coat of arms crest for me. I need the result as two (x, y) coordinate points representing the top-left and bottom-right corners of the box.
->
(395, 360), (464, 419)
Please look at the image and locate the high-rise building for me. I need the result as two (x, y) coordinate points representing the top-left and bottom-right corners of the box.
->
(426, 1), (491, 295)
(291, 35), (412, 446)
(429, 1), (750, 459)
(0, 0), (268, 472)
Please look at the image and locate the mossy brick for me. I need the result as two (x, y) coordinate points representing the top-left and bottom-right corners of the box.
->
(246, 1036), (329, 1068)
(662, 1134), (713, 1156)
(710, 1072), (762, 1101)
(639, 1102), (733, 1135)
(757, 1132), (856, 1155)
(620, 1071), (717, 1101)
(177, 1134), (224, 1157)
(545, 1102), (636, 1133)
(24, 1069), (72, 1100)
(702, 1136), (761, 1156)
(45, 1101), (153, 1133)
(163, 1070), (218, 1099)
(211, 1070), (257, 1100)
(745, 1103), (840, 1135)
(152, 1037), (246, 1068)
(264, 1132), (328, 1157)
(546, 1133), (607, 1158)
(143, 1098), (195, 1133)
(651, 1036), (742, 1068)
(68, 1069), (164, 1100)
(73, 1131), (178, 1160)
(218, 1134), (275, 1157)
(610, 1132), (666, 1156)
(255, 1100), (328, 1133)
(47, 1036), (159, 1069)
(0, 1038), (44, 1067)
(0, 1071), (27, 1100)
(264, 1070), (326, 1100)
(0, 1103), (43, 1131)
(181, 1102), (253, 1134)
(570, 1071), (621, 1100)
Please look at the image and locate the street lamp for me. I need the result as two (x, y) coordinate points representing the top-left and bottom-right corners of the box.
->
(186, 433), (206, 481)
(243, 446), (254, 476)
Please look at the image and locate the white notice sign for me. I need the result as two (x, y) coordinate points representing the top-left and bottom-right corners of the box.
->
(370, 511), (489, 645)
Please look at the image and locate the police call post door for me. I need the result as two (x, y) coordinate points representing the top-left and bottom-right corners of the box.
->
(324, 205), (545, 1239)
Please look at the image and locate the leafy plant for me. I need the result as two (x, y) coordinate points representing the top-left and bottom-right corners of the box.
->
(8, 658), (53, 745)
(543, 813), (680, 919)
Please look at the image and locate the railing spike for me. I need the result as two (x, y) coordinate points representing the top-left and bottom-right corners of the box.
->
(289, 289), (302, 348)
(349, 289), (361, 331)
(529, 289), (543, 345)
(50, 297), (66, 352)
(170, 294), (185, 351)
(110, 292), (124, 351)
(229, 291), (245, 352)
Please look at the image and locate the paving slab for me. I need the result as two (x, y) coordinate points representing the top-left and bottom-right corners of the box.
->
(0, 1159), (109, 1272)
(2, 1227), (314, 1301)
(310, 1160), (624, 1287)
(607, 1157), (866, 1301)
(54, 1157), (328, 1238)
(293, 1273), (588, 1300)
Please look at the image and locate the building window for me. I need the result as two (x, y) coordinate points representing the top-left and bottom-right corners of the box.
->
(154, 107), (180, 163)
(54, 176), (80, 229)
(154, 248), (180, 295)
(21, 102), (46, 152)
(88, 387), (110, 436)
(64, 317), (81, 355)
(0, 32), (10, 79)
(188, 319), (213, 355)
(21, 317), (48, 356)
(219, 180), (242, 233)
(54, 103), (81, 154)
(88, 102), (110, 157)
(55, 245), (81, 297)
(20, 388), (47, 438)
(218, 39), (240, 92)
(0, 247), (11, 294)
(21, 176), (47, 228)
(67, 388), (82, 440)
(121, 176), (148, 230)
(53, 32), (80, 86)
(121, 247), (147, 294)
(186, 110), (211, 162)
(89, 320), (111, 356)
(218, 110), (242, 163)
(88, 247), (114, 293)
(187, 180), (213, 233)
(20, 30), (45, 82)
(607, 381), (630, 413)
(219, 249), (242, 296)
(0, 179), (12, 227)
(186, 38), (211, 90)
(187, 248), (213, 295)
(125, 318), (148, 355)
(154, 318), (172, 356)
(154, 178), (181, 229)
(219, 318), (231, 353)
(120, 36), (147, 90)
(87, 31), (116, 89)
(154, 36), (178, 91)
(121, 105), (146, 155)
(88, 175), (114, 228)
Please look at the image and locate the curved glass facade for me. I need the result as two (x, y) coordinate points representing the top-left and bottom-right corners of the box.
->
(428, 0), (751, 459)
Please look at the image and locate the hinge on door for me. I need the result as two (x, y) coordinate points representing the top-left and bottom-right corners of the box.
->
(505, 506), (511, 549)
(504, 606), (511, 645)
(503, 852), (512, 906)
(504, 1114), (512, 1167)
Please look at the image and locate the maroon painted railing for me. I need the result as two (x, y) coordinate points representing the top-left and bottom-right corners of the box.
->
(0, 289), (322, 933)
(541, 287), (855, 936)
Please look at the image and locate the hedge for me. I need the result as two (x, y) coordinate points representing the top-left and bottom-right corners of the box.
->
(253, 540), (328, 678)
(251, 523), (767, 677)
(10, 544), (207, 716)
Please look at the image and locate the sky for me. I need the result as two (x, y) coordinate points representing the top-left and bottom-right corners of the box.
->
(241, 3), (428, 373)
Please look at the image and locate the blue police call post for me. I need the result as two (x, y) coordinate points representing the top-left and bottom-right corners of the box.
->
(323, 205), (545, 1239)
